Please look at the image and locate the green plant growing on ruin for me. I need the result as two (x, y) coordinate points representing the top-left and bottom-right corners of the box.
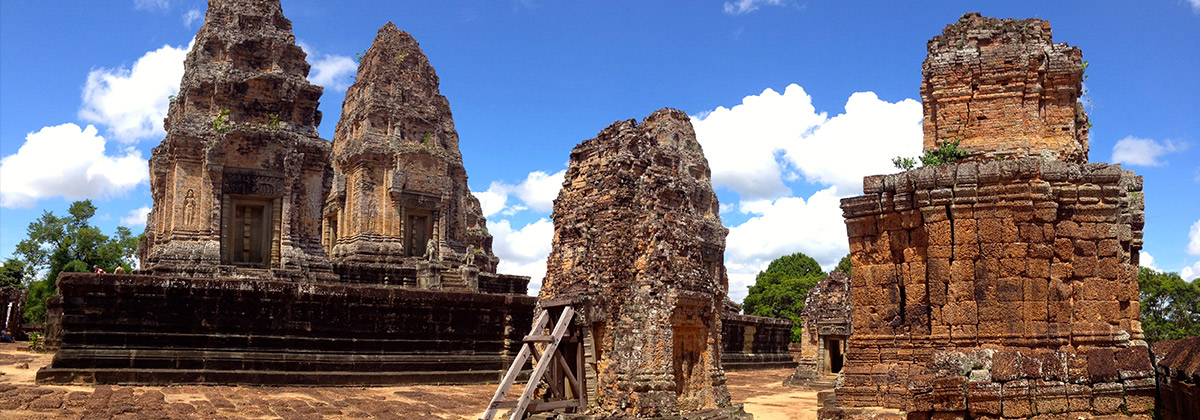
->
(267, 113), (280, 130)
(892, 156), (917, 171)
(213, 109), (232, 133)
(27, 332), (43, 353)
(354, 48), (368, 64)
(422, 131), (432, 145)
(474, 249), (483, 255)
(919, 139), (968, 167)
(995, 155), (1008, 162)
(168, 94), (177, 104)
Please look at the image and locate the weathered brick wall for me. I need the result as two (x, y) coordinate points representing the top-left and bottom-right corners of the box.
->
(922, 13), (1089, 163)
(834, 158), (1151, 417)
(720, 313), (795, 370)
(37, 273), (536, 386)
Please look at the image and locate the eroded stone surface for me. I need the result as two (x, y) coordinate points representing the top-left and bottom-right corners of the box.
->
(324, 23), (518, 292)
(1153, 336), (1200, 420)
(787, 272), (852, 386)
(141, 0), (334, 281)
(922, 13), (1089, 163)
(538, 109), (744, 418)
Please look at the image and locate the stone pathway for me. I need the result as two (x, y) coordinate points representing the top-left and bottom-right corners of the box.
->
(0, 343), (818, 419)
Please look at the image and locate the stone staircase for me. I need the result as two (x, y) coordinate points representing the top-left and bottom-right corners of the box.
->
(441, 270), (469, 291)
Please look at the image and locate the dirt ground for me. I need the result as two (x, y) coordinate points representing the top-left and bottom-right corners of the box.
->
(0, 342), (821, 419)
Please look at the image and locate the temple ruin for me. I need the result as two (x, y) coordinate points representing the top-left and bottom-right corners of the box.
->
(140, 0), (335, 281)
(822, 13), (1154, 419)
(786, 271), (852, 387)
(324, 23), (523, 293)
(492, 109), (750, 419)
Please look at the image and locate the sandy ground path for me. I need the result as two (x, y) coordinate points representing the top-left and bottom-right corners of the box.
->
(0, 343), (819, 419)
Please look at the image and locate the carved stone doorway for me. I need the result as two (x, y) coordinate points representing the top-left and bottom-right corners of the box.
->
(405, 210), (432, 257)
(222, 196), (276, 268)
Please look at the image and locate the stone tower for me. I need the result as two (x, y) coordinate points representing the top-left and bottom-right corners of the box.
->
(324, 23), (502, 289)
(825, 14), (1153, 419)
(141, 0), (335, 280)
(921, 13), (1090, 163)
(539, 109), (747, 418)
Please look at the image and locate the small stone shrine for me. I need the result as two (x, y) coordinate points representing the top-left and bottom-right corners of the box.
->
(822, 13), (1155, 419)
(533, 109), (750, 419)
(786, 271), (852, 386)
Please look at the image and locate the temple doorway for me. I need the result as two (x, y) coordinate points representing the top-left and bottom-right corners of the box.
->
(222, 196), (275, 268)
(406, 211), (432, 257)
(825, 337), (844, 374)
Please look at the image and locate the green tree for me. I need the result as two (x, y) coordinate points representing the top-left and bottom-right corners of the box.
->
(1138, 267), (1200, 343)
(742, 252), (826, 342)
(833, 254), (852, 276)
(13, 200), (140, 323)
(0, 258), (31, 289)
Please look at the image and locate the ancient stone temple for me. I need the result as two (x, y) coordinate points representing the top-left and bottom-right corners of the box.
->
(822, 14), (1154, 419)
(323, 23), (522, 293)
(535, 109), (749, 419)
(38, 0), (536, 387)
(922, 13), (1090, 163)
(140, 0), (334, 280)
(787, 271), (852, 386)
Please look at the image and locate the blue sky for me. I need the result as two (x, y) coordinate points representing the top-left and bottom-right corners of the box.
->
(2, 1), (1198, 301)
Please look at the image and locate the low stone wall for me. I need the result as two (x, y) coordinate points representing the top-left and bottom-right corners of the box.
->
(1153, 336), (1200, 420)
(37, 273), (536, 386)
(721, 313), (796, 370)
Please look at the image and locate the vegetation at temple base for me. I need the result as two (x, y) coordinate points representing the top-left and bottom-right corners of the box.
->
(741, 252), (827, 342)
(1137, 267), (1200, 343)
(10, 200), (141, 324)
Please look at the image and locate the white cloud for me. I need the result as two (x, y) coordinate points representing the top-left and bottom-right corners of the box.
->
(691, 84), (922, 198)
(1182, 261), (1200, 281)
(1188, 219), (1200, 256)
(1140, 251), (1160, 272)
(723, 0), (782, 15)
(691, 84), (823, 199)
(297, 42), (357, 92)
(79, 43), (190, 143)
(134, 0), (169, 11)
(120, 206), (152, 227)
(723, 186), (848, 302)
(1190, 0), (1200, 13)
(182, 9), (203, 27)
(0, 124), (148, 208)
(474, 170), (565, 217)
(489, 218), (554, 295)
(1111, 136), (1187, 167)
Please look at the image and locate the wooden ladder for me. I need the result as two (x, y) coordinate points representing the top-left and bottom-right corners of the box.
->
(479, 302), (585, 420)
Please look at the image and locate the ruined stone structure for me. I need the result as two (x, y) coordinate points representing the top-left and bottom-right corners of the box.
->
(787, 272), (852, 386)
(537, 109), (748, 419)
(37, 273), (535, 385)
(922, 13), (1090, 163)
(323, 23), (522, 292)
(141, 0), (335, 281)
(1, 287), (27, 340)
(822, 14), (1155, 419)
(1153, 336), (1200, 420)
(721, 312), (795, 370)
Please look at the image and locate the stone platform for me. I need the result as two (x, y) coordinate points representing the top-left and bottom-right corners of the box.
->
(720, 313), (796, 370)
(36, 273), (536, 386)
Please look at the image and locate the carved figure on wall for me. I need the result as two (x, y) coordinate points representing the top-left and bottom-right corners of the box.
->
(183, 189), (196, 227)
(424, 238), (438, 261)
(463, 244), (474, 265)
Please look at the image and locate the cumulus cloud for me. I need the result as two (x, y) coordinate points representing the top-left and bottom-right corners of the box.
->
(120, 206), (152, 227)
(79, 43), (190, 143)
(182, 9), (203, 27)
(297, 42), (357, 92)
(489, 218), (554, 294)
(723, 186), (848, 302)
(1189, 219), (1200, 256)
(1139, 251), (1159, 272)
(723, 0), (782, 15)
(133, 0), (169, 11)
(474, 170), (565, 217)
(1182, 261), (1200, 281)
(0, 124), (148, 208)
(691, 84), (922, 198)
(1111, 136), (1187, 167)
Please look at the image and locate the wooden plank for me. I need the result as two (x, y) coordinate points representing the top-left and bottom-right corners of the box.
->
(478, 310), (549, 420)
(523, 335), (553, 343)
(538, 297), (577, 308)
(553, 352), (580, 396)
(576, 339), (585, 411)
(495, 399), (579, 411)
(509, 306), (575, 420)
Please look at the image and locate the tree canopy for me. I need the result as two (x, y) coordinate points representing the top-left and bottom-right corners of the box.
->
(1138, 267), (1200, 343)
(833, 254), (852, 276)
(10, 200), (140, 323)
(742, 252), (827, 342)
